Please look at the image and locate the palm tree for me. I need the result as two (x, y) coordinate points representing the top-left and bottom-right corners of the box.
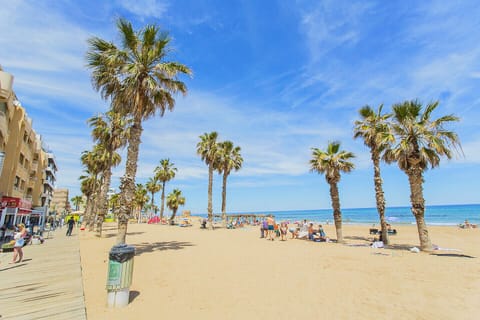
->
(80, 147), (105, 231)
(146, 177), (161, 218)
(354, 104), (393, 244)
(197, 132), (219, 229)
(383, 100), (461, 251)
(79, 173), (99, 229)
(310, 142), (355, 243)
(166, 189), (186, 225)
(134, 183), (149, 223)
(154, 159), (177, 222)
(86, 18), (191, 244)
(88, 111), (128, 236)
(71, 195), (84, 211)
(109, 193), (120, 218)
(216, 140), (243, 226)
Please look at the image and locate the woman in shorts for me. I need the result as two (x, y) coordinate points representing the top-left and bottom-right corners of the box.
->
(11, 224), (27, 264)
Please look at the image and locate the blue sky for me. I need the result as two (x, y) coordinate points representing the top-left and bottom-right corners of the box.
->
(1, 0), (479, 213)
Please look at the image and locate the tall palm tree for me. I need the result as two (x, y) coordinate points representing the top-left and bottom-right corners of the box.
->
(134, 183), (149, 223)
(71, 195), (84, 211)
(383, 100), (461, 251)
(88, 111), (128, 236)
(166, 189), (186, 225)
(354, 104), (393, 244)
(79, 173), (98, 229)
(146, 176), (161, 217)
(197, 132), (219, 229)
(154, 159), (177, 222)
(310, 142), (355, 243)
(80, 147), (105, 231)
(86, 18), (191, 244)
(216, 140), (243, 226)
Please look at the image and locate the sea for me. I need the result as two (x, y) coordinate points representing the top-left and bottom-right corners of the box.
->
(194, 204), (480, 226)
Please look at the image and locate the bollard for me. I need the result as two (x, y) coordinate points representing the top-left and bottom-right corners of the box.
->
(106, 244), (135, 307)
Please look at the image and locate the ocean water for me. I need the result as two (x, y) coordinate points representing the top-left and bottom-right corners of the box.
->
(195, 204), (480, 226)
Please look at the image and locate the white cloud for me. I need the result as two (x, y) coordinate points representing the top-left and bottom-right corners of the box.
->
(299, 1), (372, 60)
(117, 0), (169, 19)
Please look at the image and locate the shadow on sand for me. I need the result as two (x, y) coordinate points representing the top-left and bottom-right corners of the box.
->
(344, 235), (373, 242)
(101, 231), (145, 238)
(129, 290), (140, 303)
(430, 253), (476, 259)
(134, 241), (194, 256)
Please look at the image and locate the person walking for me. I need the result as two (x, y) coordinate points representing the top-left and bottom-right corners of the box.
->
(66, 217), (75, 236)
(11, 224), (27, 264)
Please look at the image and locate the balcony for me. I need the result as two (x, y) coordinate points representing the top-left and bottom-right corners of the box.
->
(0, 71), (14, 101)
(43, 179), (55, 190)
(45, 166), (56, 179)
(47, 153), (58, 171)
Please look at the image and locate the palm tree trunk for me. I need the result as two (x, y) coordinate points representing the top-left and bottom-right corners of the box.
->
(169, 208), (177, 225)
(160, 182), (166, 222)
(116, 116), (143, 245)
(83, 195), (91, 227)
(329, 182), (343, 243)
(407, 168), (432, 251)
(97, 166), (113, 238)
(372, 152), (389, 245)
(137, 205), (143, 224)
(221, 172), (228, 227)
(87, 192), (97, 232)
(208, 164), (214, 229)
(150, 192), (155, 217)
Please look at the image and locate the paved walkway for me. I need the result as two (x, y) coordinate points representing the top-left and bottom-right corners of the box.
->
(0, 228), (87, 320)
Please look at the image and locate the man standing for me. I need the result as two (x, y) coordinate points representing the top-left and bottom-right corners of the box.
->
(66, 217), (75, 236)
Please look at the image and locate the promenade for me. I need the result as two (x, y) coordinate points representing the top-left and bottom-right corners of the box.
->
(0, 227), (87, 320)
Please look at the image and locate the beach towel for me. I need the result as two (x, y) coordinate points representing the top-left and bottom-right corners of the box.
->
(371, 241), (384, 248)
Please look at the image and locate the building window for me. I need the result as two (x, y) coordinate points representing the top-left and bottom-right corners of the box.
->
(23, 132), (28, 142)
(19, 153), (24, 166)
(20, 180), (25, 191)
(14, 176), (20, 189)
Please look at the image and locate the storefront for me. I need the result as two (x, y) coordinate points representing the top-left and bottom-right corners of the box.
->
(0, 196), (45, 231)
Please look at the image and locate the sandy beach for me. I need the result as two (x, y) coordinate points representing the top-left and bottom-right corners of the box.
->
(79, 221), (480, 320)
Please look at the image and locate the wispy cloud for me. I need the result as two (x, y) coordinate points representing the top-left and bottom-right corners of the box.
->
(117, 0), (169, 19)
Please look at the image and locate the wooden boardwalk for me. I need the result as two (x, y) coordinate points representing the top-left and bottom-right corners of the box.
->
(0, 228), (87, 320)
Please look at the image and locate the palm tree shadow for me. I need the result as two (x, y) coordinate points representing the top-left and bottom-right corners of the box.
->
(345, 235), (372, 242)
(134, 241), (194, 256)
(430, 253), (476, 259)
(385, 243), (416, 251)
(102, 231), (145, 238)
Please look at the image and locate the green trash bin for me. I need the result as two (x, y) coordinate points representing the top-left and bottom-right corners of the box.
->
(106, 244), (135, 307)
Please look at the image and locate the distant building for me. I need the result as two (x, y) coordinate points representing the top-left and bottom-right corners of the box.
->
(0, 66), (58, 228)
(51, 188), (70, 215)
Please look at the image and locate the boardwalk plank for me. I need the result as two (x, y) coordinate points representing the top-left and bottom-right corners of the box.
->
(0, 229), (87, 320)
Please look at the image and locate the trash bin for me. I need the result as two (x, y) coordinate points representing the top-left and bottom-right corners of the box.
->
(106, 244), (135, 307)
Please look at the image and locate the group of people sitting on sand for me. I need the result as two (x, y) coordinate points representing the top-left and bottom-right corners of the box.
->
(459, 219), (477, 229)
(260, 218), (330, 242)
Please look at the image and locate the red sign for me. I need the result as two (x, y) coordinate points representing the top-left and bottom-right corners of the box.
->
(1, 196), (32, 210)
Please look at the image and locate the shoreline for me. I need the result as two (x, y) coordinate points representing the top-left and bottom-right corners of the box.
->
(80, 222), (480, 319)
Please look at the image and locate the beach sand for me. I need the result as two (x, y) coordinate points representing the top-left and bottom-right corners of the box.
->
(79, 221), (480, 320)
